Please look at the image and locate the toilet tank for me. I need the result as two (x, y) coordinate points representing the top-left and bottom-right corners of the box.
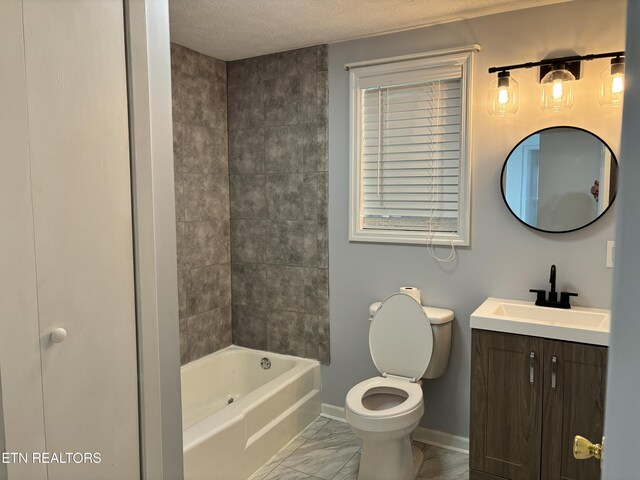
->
(369, 302), (454, 379)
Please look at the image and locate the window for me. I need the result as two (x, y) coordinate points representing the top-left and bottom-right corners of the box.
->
(347, 46), (478, 246)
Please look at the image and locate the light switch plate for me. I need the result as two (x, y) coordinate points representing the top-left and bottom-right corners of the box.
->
(606, 241), (615, 268)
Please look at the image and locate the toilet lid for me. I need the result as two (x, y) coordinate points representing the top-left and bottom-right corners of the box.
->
(369, 293), (434, 380)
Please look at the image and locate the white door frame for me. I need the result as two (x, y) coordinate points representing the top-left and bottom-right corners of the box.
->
(602, 0), (640, 477)
(124, 1), (184, 479)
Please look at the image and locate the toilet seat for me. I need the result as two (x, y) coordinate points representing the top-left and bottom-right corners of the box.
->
(369, 293), (434, 380)
(346, 376), (423, 419)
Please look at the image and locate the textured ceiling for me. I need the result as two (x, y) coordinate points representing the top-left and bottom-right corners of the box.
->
(169, 0), (570, 61)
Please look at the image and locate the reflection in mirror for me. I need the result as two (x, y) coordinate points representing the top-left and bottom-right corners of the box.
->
(501, 127), (618, 233)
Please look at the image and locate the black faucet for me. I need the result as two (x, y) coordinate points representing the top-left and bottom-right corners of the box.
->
(549, 265), (557, 303)
(529, 264), (578, 309)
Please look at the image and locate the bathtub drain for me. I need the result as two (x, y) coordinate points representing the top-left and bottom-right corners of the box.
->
(260, 357), (271, 370)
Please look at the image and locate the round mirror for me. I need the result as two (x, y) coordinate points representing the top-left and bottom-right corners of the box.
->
(501, 126), (618, 233)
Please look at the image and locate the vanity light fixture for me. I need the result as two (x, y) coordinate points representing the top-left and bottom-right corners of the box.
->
(487, 71), (519, 116)
(488, 51), (625, 114)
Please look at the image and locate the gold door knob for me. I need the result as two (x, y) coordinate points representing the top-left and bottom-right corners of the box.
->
(573, 435), (603, 461)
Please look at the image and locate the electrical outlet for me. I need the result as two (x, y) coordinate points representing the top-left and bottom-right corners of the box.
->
(606, 241), (615, 268)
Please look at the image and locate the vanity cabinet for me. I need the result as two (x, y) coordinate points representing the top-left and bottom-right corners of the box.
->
(470, 329), (607, 480)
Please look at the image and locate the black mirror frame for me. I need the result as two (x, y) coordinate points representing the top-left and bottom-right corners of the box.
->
(500, 126), (619, 234)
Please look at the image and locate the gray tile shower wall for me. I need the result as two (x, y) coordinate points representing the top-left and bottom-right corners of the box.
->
(228, 46), (330, 364)
(171, 44), (232, 365)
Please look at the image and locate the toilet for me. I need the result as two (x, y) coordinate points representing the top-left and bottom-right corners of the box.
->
(345, 293), (454, 480)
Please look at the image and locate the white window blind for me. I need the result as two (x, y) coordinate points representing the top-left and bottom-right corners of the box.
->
(347, 46), (476, 246)
(361, 76), (462, 233)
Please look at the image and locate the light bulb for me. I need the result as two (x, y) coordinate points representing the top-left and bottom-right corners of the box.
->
(540, 65), (575, 111)
(498, 87), (509, 105)
(611, 74), (624, 94)
(552, 80), (564, 100)
(488, 71), (518, 116)
(599, 57), (625, 107)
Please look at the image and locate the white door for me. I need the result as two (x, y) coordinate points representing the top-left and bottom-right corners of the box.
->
(1, 1), (140, 479)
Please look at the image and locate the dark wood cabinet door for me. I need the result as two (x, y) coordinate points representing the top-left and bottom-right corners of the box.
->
(541, 340), (607, 480)
(470, 330), (544, 480)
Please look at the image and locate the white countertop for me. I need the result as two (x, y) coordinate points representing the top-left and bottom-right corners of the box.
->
(470, 297), (611, 346)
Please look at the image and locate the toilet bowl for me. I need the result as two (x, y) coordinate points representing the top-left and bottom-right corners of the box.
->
(345, 293), (454, 480)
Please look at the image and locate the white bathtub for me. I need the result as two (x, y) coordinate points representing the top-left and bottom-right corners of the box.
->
(182, 345), (321, 480)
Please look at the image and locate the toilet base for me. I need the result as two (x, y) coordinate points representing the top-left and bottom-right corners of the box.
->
(356, 432), (422, 480)
(412, 444), (424, 477)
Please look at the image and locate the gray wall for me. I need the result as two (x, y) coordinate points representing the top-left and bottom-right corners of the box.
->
(171, 44), (232, 364)
(603, 0), (640, 476)
(227, 46), (330, 363)
(325, 0), (626, 437)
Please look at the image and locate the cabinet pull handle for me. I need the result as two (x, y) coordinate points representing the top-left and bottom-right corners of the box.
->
(530, 351), (535, 384)
(551, 356), (557, 389)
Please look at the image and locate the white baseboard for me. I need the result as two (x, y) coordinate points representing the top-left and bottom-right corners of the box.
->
(320, 403), (348, 422)
(320, 403), (469, 454)
(412, 426), (469, 454)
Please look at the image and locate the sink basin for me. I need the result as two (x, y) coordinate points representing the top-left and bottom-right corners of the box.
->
(471, 298), (610, 346)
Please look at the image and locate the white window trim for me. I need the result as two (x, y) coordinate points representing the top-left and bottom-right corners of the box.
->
(347, 45), (479, 246)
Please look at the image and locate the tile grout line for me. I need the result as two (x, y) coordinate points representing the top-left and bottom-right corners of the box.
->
(281, 419), (359, 480)
(328, 449), (359, 480)
(255, 423), (320, 479)
(282, 419), (341, 480)
(230, 262), (327, 270)
(280, 465), (326, 480)
(177, 262), (231, 274)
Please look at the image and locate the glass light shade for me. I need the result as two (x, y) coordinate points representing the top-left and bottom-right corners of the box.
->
(540, 67), (575, 111)
(599, 58), (625, 107)
(487, 73), (519, 116)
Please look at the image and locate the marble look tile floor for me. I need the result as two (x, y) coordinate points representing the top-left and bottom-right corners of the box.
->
(248, 418), (469, 480)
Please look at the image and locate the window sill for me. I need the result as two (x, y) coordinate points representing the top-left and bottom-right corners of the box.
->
(348, 228), (469, 246)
